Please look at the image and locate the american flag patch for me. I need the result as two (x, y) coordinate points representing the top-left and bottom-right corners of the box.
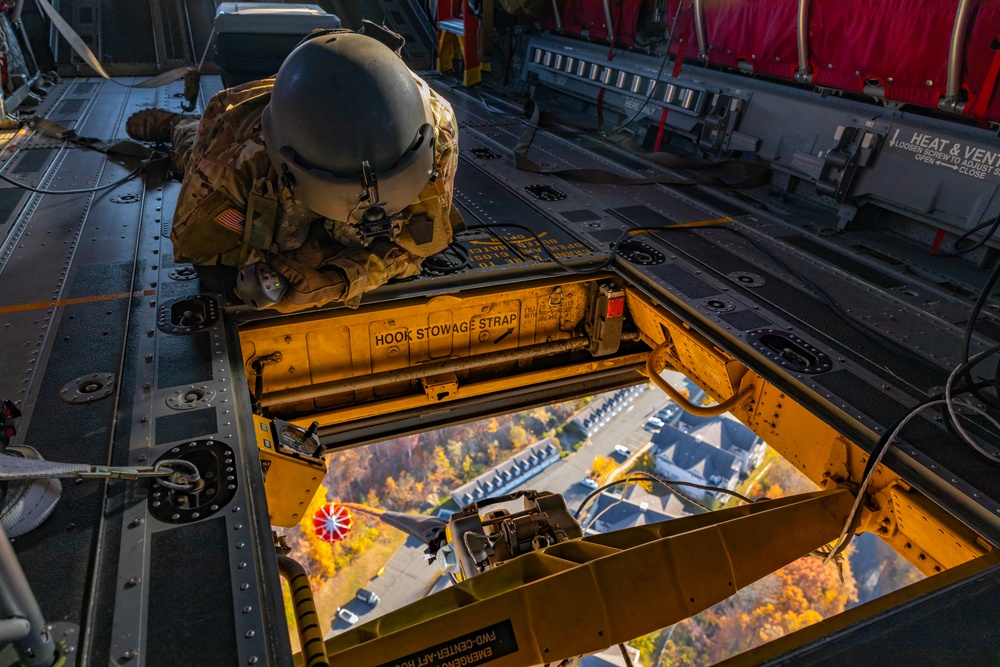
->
(214, 207), (245, 234)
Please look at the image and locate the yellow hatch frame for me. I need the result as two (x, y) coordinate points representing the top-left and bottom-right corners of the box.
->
(238, 276), (992, 665)
(626, 287), (989, 575)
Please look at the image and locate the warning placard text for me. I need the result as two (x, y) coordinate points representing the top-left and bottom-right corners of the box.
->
(887, 128), (1000, 184)
(376, 619), (519, 667)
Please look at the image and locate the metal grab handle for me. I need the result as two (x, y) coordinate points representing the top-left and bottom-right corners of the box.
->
(944, 0), (976, 106)
(795, 0), (812, 82)
(643, 341), (755, 417)
(602, 0), (614, 41)
(693, 0), (707, 59)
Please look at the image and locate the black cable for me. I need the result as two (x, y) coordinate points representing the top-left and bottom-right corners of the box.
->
(0, 162), (145, 195)
(470, 209), (991, 398)
(995, 354), (1000, 398)
(574, 470), (759, 520)
(471, 215), (972, 388)
(605, 0), (685, 135)
(831, 348), (1000, 559)
(960, 259), (1000, 406)
(954, 216), (1000, 254)
(575, 474), (709, 516)
(829, 395), (942, 559)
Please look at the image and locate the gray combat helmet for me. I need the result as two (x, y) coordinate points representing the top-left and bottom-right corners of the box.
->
(261, 32), (435, 223)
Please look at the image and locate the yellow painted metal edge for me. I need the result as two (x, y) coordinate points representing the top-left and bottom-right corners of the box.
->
(290, 353), (648, 429)
(325, 489), (854, 667)
(625, 287), (989, 575)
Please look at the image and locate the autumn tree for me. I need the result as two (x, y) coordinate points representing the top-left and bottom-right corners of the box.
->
(752, 452), (817, 500)
(486, 441), (500, 465)
(592, 454), (617, 481)
(384, 476), (398, 501)
(659, 552), (857, 665)
(509, 425), (528, 448)
(428, 446), (458, 488)
(628, 633), (657, 665)
(447, 440), (464, 467)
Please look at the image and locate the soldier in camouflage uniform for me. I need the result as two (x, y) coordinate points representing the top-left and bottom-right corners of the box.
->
(129, 29), (458, 312)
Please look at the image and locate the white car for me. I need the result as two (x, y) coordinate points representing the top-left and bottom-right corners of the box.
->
(336, 607), (359, 625)
(580, 477), (600, 490)
(657, 406), (678, 421)
(614, 445), (632, 457)
(644, 417), (665, 431)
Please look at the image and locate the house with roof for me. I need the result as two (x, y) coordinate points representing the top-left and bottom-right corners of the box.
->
(584, 484), (688, 535)
(651, 429), (741, 500)
(673, 412), (765, 472)
(450, 438), (560, 507)
(570, 384), (647, 438)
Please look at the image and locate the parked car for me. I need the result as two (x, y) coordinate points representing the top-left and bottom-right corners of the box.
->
(644, 416), (664, 431)
(580, 477), (600, 490)
(356, 588), (380, 606)
(657, 406), (678, 421)
(614, 445), (632, 457)
(336, 607), (359, 625)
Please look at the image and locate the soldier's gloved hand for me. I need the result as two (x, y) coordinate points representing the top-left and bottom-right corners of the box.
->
(262, 226), (349, 312)
(267, 257), (348, 313)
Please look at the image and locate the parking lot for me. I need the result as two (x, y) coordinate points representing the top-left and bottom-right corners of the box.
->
(327, 375), (691, 635)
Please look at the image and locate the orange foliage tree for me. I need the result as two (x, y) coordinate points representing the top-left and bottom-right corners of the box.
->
(591, 454), (617, 481)
(660, 552), (857, 665)
(509, 425), (529, 448)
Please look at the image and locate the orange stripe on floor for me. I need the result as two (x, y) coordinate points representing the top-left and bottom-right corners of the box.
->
(0, 289), (157, 314)
(629, 217), (735, 233)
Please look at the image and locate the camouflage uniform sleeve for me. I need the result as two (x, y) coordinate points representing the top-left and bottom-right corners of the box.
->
(317, 84), (458, 308)
(169, 90), (259, 267)
(170, 155), (252, 266)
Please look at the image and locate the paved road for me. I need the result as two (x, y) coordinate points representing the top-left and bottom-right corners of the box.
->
(327, 534), (438, 633)
(327, 374), (690, 636)
(512, 384), (668, 506)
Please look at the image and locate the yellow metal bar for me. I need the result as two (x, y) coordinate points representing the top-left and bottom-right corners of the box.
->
(240, 276), (648, 431)
(325, 489), (855, 667)
(263, 337), (593, 408)
(239, 277), (600, 413)
(291, 354), (648, 430)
